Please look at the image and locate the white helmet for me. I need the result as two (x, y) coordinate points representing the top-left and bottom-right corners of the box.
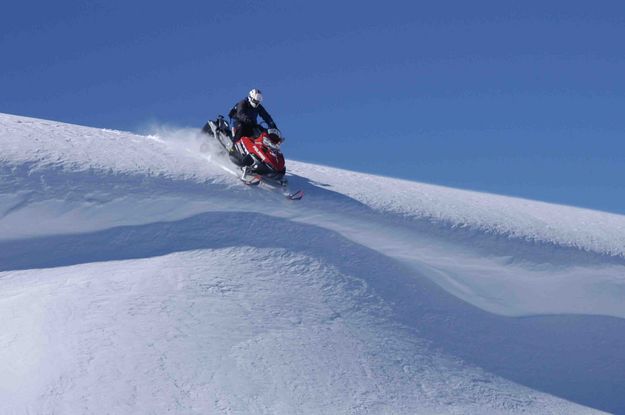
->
(263, 128), (283, 150)
(248, 88), (263, 108)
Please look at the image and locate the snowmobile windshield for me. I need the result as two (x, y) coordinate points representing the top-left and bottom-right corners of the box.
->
(263, 133), (282, 150)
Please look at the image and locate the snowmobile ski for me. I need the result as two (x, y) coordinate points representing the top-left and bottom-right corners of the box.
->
(241, 173), (261, 186)
(258, 179), (304, 200)
(241, 173), (304, 200)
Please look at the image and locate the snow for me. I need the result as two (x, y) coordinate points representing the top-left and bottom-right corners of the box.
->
(1, 112), (624, 413)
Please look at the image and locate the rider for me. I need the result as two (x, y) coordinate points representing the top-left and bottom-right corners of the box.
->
(228, 88), (277, 144)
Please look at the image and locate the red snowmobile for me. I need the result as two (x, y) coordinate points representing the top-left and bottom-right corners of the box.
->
(232, 132), (286, 182)
(202, 116), (289, 186)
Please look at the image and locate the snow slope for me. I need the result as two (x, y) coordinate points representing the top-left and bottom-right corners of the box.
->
(1, 113), (624, 414)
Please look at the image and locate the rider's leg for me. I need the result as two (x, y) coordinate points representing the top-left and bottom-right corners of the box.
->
(233, 123), (257, 144)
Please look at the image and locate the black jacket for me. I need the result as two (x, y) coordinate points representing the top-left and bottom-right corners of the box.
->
(229, 98), (276, 129)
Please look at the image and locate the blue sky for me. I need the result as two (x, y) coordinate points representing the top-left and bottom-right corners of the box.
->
(2, 1), (624, 213)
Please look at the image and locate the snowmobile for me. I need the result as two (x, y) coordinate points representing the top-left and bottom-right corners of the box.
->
(201, 115), (288, 186)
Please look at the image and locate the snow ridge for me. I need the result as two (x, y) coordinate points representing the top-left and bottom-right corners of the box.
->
(292, 162), (625, 260)
(3, 113), (625, 259)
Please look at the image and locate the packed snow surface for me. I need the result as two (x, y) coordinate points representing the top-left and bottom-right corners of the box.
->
(1, 113), (624, 413)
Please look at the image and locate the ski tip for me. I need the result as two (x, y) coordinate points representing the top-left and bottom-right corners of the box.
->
(287, 190), (304, 200)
